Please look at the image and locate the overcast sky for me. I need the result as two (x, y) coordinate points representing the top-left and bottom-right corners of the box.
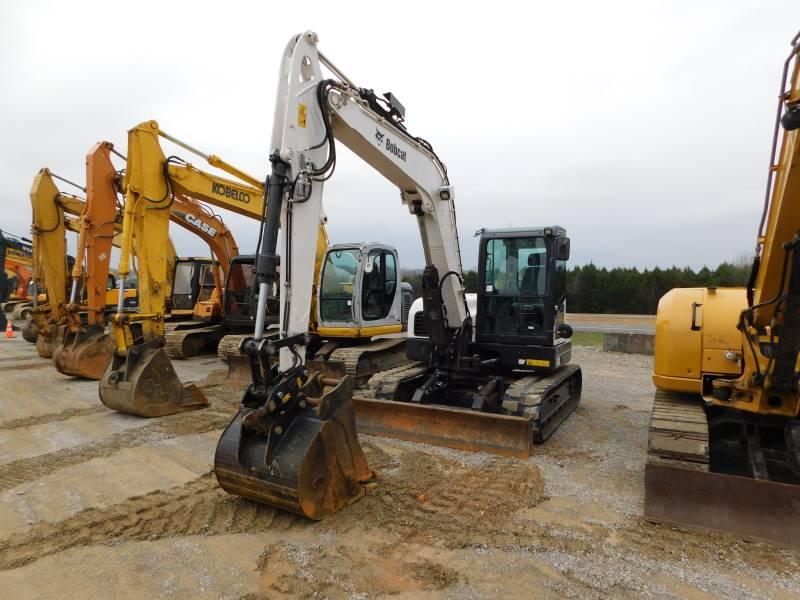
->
(1, 1), (799, 271)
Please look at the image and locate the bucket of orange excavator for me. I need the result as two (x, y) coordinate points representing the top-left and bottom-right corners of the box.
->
(99, 336), (208, 417)
(35, 324), (67, 359)
(53, 323), (114, 380)
(214, 373), (373, 520)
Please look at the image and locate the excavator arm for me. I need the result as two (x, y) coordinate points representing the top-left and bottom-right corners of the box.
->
(711, 36), (800, 418)
(257, 32), (465, 367)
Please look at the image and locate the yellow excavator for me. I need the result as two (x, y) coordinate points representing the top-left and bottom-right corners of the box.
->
(647, 31), (800, 547)
(97, 121), (278, 416)
(28, 170), (84, 355)
(27, 157), (143, 359)
(54, 138), (268, 380)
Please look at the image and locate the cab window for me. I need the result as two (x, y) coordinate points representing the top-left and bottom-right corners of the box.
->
(362, 250), (396, 321)
(320, 249), (358, 322)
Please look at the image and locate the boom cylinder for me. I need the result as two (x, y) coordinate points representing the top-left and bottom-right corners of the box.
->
(253, 154), (289, 339)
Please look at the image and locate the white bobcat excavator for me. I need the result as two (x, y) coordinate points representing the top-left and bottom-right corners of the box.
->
(214, 31), (580, 519)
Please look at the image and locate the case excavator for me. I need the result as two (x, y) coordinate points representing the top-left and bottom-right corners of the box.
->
(214, 32), (581, 519)
(646, 31), (800, 547)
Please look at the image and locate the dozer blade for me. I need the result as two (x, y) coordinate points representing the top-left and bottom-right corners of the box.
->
(645, 463), (800, 548)
(99, 336), (208, 417)
(214, 375), (373, 520)
(352, 397), (534, 458)
(54, 324), (114, 380)
(35, 324), (66, 359)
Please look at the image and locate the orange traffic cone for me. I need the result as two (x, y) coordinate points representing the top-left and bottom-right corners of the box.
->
(4, 319), (15, 338)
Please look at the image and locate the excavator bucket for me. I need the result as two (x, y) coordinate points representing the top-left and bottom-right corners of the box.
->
(54, 324), (114, 380)
(99, 337), (208, 417)
(214, 374), (373, 520)
(35, 324), (66, 359)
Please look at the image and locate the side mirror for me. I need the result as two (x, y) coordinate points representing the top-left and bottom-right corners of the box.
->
(555, 238), (570, 261)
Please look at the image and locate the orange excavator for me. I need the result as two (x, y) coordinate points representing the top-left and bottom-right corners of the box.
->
(0, 230), (34, 328)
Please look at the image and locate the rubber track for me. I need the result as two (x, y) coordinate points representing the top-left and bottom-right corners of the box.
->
(362, 362), (428, 399)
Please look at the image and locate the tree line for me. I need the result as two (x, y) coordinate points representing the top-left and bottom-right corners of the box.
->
(402, 261), (751, 315)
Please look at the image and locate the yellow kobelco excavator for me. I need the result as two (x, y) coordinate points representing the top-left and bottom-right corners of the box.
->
(214, 32), (580, 519)
(97, 120), (361, 416)
(53, 140), (237, 379)
(97, 121), (284, 416)
(647, 31), (800, 547)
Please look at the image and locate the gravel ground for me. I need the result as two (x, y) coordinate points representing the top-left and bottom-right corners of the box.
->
(0, 339), (798, 599)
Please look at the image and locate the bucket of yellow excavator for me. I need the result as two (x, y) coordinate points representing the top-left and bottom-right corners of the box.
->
(54, 323), (114, 380)
(214, 374), (373, 520)
(35, 324), (66, 359)
(99, 336), (208, 417)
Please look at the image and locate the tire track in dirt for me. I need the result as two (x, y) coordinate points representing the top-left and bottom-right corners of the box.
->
(0, 473), (293, 571)
(0, 407), (106, 432)
(0, 408), (234, 492)
(341, 444), (547, 547)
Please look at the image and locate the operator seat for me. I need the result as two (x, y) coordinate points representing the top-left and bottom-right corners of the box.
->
(520, 253), (541, 293)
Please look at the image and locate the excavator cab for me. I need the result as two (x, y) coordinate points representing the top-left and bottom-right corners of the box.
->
(169, 257), (215, 318)
(222, 255), (279, 328)
(473, 227), (573, 367)
(302, 243), (413, 385)
(318, 243), (410, 334)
